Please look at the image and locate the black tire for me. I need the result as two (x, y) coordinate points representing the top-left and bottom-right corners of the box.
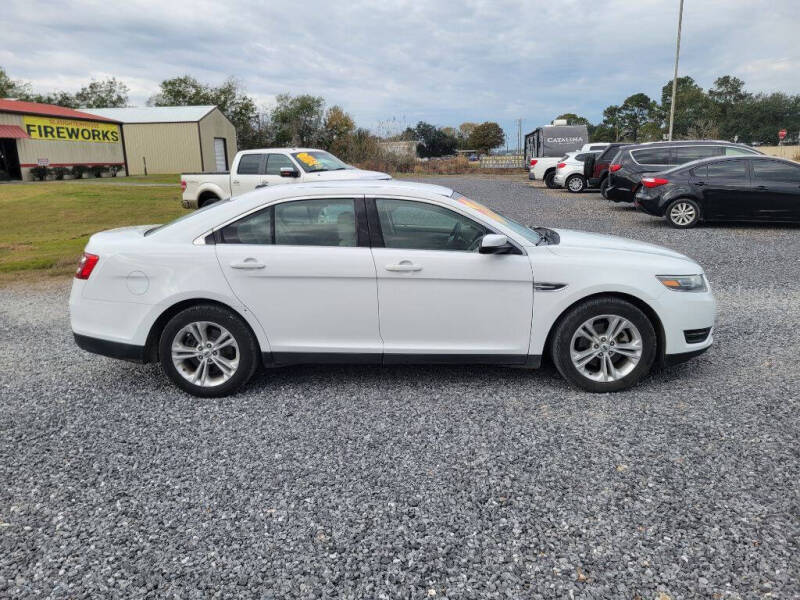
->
(599, 177), (609, 198)
(665, 198), (701, 229)
(551, 297), (657, 393)
(198, 194), (220, 209)
(544, 170), (557, 189)
(565, 174), (586, 193)
(159, 304), (260, 397)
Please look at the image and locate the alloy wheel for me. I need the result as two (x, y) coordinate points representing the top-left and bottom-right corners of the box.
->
(670, 201), (697, 226)
(567, 176), (584, 192)
(171, 321), (240, 387)
(569, 314), (643, 382)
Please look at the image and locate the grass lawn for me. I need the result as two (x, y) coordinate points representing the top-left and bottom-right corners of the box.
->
(118, 173), (181, 184)
(0, 181), (186, 278)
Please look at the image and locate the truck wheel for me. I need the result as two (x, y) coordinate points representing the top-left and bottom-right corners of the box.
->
(566, 174), (586, 193)
(544, 171), (557, 189)
(198, 194), (220, 208)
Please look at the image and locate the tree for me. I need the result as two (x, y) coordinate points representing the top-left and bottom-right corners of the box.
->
(660, 76), (712, 139)
(602, 105), (622, 141)
(708, 75), (751, 141)
(467, 121), (505, 155)
(74, 78), (129, 108)
(411, 122), (458, 158)
(0, 67), (22, 97)
(322, 105), (355, 154)
(555, 113), (591, 126)
(270, 94), (325, 147)
(618, 93), (657, 142)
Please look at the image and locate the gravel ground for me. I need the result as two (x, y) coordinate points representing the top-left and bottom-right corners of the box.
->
(1, 177), (798, 599)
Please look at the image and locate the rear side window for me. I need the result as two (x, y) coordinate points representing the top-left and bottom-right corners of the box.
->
(597, 146), (620, 162)
(675, 146), (721, 163)
(752, 160), (800, 182)
(237, 153), (265, 175)
(275, 199), (357, 247)
(575, 153), (589, 161)
(704, 161), (748, 180)
(219, 208), (272, 244)
(725, 146), (756, 156)
(265, 153), (295, 175)
(588, 145), (607, 151)
(631, 148), (671, 166)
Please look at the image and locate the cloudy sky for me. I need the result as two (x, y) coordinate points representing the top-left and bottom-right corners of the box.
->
(3, 0), (799, 141)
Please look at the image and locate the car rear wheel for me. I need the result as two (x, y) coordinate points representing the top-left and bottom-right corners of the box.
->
(665, 198), (701, 228)
(551, 297), (657, 392)
(159, 304), (259, 397)
(599, 177), (609, 197)
(544, 170), (557, 189)
(566, 174), (586, 193)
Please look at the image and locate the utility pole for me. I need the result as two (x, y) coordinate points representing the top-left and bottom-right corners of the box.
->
(667, 0), (685, 141)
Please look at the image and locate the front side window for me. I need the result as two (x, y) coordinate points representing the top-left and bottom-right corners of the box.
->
(237, 153), (265, 175)
(275, 199), (357, 247)
(376, 199), (488, 252)
(290, 151), (348, 173)
(265, 153), (296, 175)
(219, 208), (272, 244)
(752, 160), (800, 182)
(631, 148), (671, 166)
(675, 146), (721, 163)
(705, 160), (748, 180)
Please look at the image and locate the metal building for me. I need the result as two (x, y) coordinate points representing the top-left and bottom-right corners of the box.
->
(87, 106), (237, 175)
(0, 99), (125, 181)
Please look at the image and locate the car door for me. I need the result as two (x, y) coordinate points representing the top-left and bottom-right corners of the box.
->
(230, 152), (268, 196)
(695, 159), (752, 220)
(750, 159), (800, 221)
(368, 197), (534, 362)
(215, 196), (382, 361)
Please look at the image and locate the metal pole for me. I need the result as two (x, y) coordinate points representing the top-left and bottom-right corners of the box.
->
(668, 0), (685, 141)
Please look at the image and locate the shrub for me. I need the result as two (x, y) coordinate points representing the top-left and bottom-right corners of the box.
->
(71, 165), (87, 179)
(90, 165), (107, 178)
(30, 165), (50, 181)
(52, 167), (68, 180)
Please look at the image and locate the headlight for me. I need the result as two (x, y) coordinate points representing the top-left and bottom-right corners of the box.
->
(656, 274), (707, 292)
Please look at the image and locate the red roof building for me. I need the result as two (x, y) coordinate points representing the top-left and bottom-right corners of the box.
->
(0, 99), (120, 122)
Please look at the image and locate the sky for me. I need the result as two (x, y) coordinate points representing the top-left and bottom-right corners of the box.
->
(2, 0), (799, 144)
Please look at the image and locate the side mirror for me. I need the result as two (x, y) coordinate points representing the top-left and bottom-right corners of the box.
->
(280, 167), (300, 178)
(479, 234), (514, 254)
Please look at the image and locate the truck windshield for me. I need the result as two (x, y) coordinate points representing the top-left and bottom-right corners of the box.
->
(291, 151), (350, 173)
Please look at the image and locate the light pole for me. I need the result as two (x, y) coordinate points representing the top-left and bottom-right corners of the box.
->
(668, 0), (685, 141)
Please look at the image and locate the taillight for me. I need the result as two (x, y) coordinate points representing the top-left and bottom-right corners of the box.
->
(75, 253), (99, 280)
(530, 159), (537, 167)
(557, 162), (566, 169)
(180, 179), (187, 191)
(641, 177), (670, 188)
(609, 164), (622, 172)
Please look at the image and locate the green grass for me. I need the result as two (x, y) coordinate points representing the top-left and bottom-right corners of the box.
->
(0, 181), (186, 276)
(120, 173), (181, 184)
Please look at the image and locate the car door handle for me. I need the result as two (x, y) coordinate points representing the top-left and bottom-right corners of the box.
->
(385, 260), (422, 272)
(230, 259), (266, 270)
(232, 180), (240, 185)
(755, 185), (768, 190)
(695, 181), (705, 187)
(255, 183), (268, 188)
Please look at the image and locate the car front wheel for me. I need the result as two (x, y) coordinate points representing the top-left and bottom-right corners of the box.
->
(551, 297), (657, 392)
(159, 304), (259, 397)
(566, 174), (586, 193)
(544, 171), (557, 189)
(665, 198), (701, 228)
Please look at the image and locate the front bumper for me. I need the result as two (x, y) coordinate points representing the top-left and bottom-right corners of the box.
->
(553, 171), (567, 187)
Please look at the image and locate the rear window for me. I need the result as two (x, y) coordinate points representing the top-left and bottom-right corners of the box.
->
(631, 148), (671, 166)
(675, 146), (721, 163)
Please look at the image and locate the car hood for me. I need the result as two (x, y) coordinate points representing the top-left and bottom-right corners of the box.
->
(303, 168), (391, 181)
(549, 228), (697, 263)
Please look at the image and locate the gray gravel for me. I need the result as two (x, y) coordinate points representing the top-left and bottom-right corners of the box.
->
(1, 177), (798, 599)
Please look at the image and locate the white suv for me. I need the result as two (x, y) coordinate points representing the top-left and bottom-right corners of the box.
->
(553, 150), (603, 193)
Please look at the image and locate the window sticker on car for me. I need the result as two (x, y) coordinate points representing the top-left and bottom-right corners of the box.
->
(455, 196), (509, 224)
(295, 152), (320, 167)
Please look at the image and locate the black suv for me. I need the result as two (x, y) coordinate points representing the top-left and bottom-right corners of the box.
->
(604, 141), (762, 203)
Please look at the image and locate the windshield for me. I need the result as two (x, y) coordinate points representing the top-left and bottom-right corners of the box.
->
(291, 151), (349, 173)
(144, 198), (232, 235)
(451, 193), (542, 244)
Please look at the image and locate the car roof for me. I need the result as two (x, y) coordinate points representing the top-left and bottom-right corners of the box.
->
(669, 154), (799, 171)
(237, 147), (329, 153)
(623, 140), (756, 151)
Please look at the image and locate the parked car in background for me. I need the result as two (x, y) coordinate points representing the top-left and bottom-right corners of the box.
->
(605, 141), (761, 203)
(181, 148), (390, 208)
(553, 150), (604, 192)
(583, 143), (630, 194)
(526, 122), (590, 188)
(71, 180), (715, 397)
(635, 155), (800, 228)
(579, 143), (611, 153)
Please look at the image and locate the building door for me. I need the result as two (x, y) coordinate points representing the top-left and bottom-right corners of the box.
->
(0, 139), (22, 181)
(213, 138), (228, 171)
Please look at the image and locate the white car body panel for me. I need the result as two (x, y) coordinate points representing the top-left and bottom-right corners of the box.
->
(553, 151), (589, 188)
(529, 156), (561, 181)
(70, 181), (716, 374)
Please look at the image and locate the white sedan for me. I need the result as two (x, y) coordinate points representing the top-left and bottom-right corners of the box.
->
(70, 181), (715, 397)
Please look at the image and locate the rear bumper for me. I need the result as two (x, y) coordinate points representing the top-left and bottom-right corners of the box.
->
(605, 185), (634, 203)
(74, 333), (146, 363)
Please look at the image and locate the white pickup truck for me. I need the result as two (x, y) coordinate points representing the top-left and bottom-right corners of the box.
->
(181, 147), (391, 208)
